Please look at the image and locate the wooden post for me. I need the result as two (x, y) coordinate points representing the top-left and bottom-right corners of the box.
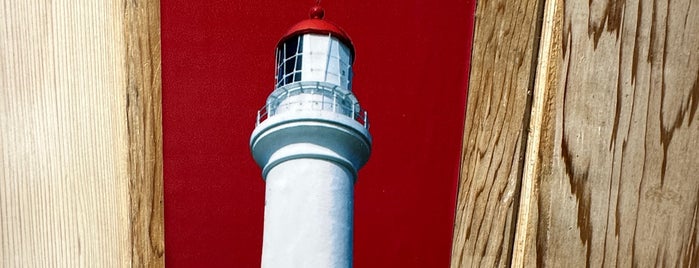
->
(450, 0), (545, 267)
(125, 0), (165, 266)
(0, 0), (164, 266)
(513, 0), (699, 266)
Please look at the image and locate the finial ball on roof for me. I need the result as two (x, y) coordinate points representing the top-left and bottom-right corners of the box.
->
(310, 6), (325, 19)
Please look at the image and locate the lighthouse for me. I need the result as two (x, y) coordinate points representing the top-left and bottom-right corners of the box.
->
(249, 5), (372, 268)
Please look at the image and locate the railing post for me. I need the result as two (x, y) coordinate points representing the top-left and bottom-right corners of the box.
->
(333, 92), (337, 113)
(364, 111), (368, 128)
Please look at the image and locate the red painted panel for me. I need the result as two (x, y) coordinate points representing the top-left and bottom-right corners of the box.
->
(161, 0), (476, 267)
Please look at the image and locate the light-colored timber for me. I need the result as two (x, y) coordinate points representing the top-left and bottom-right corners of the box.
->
(514, 0), (699, 266)
(0, 0), (164, 266)
(511, 0), (563, 266)
(450, 0), (545, 266)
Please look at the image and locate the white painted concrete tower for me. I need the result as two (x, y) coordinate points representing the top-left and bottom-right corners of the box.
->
(250, 5), (371, 268)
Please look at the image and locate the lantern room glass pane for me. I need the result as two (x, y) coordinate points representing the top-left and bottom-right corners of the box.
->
(276, 36), (304, 87)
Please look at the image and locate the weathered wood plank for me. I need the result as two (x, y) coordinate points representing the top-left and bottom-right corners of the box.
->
(511, 0), (563, 266)
(0, 0), (163, 266)
(125, 0), (165, 267)
(516, 0), (699, 266)
(450, 0), (544, 266)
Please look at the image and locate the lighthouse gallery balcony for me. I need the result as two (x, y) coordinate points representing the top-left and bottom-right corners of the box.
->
(255, 81), (369, 129)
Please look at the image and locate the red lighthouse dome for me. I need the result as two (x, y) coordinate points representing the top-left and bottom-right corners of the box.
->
(277, 5), (355, 62)
(273, 5), (357, 90)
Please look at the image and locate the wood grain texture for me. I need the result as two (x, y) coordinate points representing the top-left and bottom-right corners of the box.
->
(0, 0), (163, 266)
(450, 0), (544, 266)
(511, 0), (563, 266)
(125, 0), (165, 266)
(516, 0), (699, 266)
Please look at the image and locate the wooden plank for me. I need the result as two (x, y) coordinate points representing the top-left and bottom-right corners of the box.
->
(511, 0), (563, 266)
(450, 0), (545, 266)
(124, 0), (165, 266)
(515, 0), (699, 266)
(0, 0), (164, 266)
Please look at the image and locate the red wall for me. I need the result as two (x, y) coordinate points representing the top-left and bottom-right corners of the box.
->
(161, 1), (475, 266)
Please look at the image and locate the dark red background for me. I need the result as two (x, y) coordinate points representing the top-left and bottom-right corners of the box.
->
(161, 1), (475, 267)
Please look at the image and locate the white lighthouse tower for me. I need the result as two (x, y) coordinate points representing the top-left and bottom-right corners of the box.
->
(249, 5), (371, 268)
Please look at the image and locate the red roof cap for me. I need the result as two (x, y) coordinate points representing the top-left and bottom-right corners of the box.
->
(277, 6), (355, 62)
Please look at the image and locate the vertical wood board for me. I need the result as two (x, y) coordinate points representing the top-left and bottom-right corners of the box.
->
(516, 0), (699, 266)
(451, 0), (544, 266)
(0, 0), (164, 266)
(125, 0), (165, 266)
(511, 0), (563, 266)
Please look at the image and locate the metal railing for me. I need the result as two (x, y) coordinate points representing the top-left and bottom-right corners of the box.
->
(256, 82), (369, 129)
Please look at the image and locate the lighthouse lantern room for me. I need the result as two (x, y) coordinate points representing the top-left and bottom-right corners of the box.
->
(261, 6), (364, 126)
